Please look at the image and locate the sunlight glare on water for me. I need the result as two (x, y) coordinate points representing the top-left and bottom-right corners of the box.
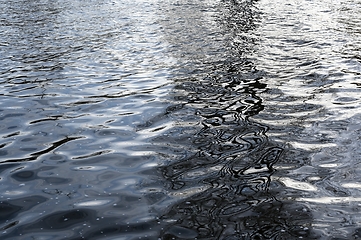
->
(254, 0), (361, 238)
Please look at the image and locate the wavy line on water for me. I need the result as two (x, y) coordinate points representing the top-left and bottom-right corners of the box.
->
(0, 136), (82, 164)
(2, 131), (20, 139)
(72, 150), (113, 160)
(29, 114), (87, 124)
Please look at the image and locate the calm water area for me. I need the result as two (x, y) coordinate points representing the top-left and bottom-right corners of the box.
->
(1, 0), (361, 239)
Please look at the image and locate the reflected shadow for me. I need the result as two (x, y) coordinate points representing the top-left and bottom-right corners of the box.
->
(156, 69), (318, 239)
(142, 0), (320, 239)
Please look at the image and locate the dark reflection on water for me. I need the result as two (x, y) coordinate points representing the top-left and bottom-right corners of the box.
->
(157, 81), (318, 238)
(152, 0), (318, 239)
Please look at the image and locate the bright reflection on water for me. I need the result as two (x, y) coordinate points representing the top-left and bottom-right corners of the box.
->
(0, 0), (361, 239)
(254, 0), (361, 238)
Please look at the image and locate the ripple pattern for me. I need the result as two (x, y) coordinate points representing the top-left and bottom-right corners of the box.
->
(1, 0), (361, 239)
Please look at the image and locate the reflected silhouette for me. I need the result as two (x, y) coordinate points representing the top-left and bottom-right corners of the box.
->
(151, 0), (318, 239)
(157, 68), (317, 238)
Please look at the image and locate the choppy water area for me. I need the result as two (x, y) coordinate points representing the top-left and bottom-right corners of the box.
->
(1, 0), (361, 239)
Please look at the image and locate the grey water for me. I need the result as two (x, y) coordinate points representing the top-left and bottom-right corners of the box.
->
(1, 0), (361, 239)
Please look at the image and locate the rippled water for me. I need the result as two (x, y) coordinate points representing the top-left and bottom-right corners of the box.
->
(1, 0), (361, 239)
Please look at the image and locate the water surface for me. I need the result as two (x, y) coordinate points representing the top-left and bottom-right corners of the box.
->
(1, 0), (361, 239)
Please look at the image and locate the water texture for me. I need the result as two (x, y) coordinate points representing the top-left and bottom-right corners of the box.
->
(0, 0), (361, 239)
